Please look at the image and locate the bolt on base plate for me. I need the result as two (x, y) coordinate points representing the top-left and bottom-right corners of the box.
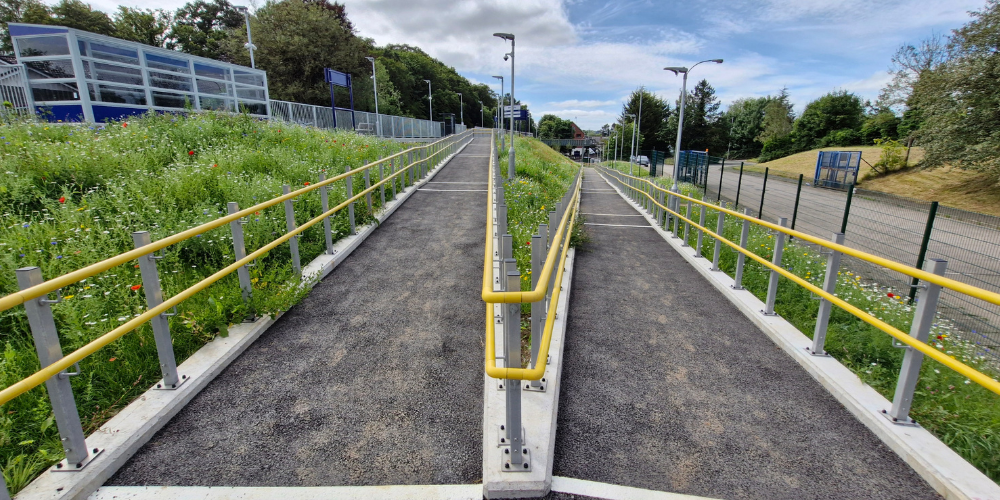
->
(880, 409), (919, 427)
(497, 423), (526, 447)
(501, 447), (531, 472)
(154, 374), (190, 390)
(524, 377), (547, 392)
(52, 448), (103, 472)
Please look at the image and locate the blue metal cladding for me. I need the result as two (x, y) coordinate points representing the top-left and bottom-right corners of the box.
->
(35, 104), (83, 122)
(9, 25), (68, 36)
(92, 105), (148, 122)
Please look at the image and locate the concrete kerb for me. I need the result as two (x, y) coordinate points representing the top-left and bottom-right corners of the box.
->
(483, 249), (577, 499)
(550, 476), (718, 500)
(593, 169), (1000, 500)
(15, 136), (475, 500)
(87, 484), (483, 499)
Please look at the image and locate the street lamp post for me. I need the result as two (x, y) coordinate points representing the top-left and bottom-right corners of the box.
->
(492, 75), (504, 150)
(479, 100), (484, 127)
(457, 92), (464, 126)
(625, 113), (636, 175)
(494, 32), (515, 180)
(234, 6), (256, 69)
(664, 59), (723, 190)
(424, 79), (432, 122)
(365, 56), (381, 137)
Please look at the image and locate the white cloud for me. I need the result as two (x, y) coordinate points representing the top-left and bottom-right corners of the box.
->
(546, 99), (618, 108)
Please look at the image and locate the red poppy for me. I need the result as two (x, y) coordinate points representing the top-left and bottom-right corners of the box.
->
(887, 293), (894, 298)
(937, 335), (943, 340)
(122, 123), (128, 128)
(130, 284), (141, 291)
(212, 164), (218, 168)
(58, 196), (66, 204)
(188, 150), (194, 156)
(304, 181), (310, 186)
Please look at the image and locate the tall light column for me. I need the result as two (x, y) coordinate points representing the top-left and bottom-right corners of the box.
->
(492, 75), (504, 149)
(626, 113), (636, 175)
(235, 6), (256, 69)
(424, 79), (432, 121)
(365, 56), (381, 137)
(665, 59), (723, 189)
(479, 100), (484, 127)
(494, 32), (515, 180)
(457, 92), (464, 126)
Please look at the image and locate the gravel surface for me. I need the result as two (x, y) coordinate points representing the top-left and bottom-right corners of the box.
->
(108, 139), (492, 487)
(551, 168), (939, 500)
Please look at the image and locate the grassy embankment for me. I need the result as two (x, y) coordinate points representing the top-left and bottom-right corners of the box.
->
(602, 161), (1000, 483)
(0, 112), (405, 492)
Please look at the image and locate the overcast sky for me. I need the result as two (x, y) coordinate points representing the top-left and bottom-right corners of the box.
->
(88, 0), (980, 129)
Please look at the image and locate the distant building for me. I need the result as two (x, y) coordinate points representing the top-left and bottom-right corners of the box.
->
(7, 23), (269, 122)
(570, 121), (585, 139)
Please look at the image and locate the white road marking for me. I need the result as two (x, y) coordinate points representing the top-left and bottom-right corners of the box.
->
(551, 476), (719, 500)
(584, 223), (653, 228)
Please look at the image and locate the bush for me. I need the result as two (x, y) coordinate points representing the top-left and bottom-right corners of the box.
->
(870, 138), (908, 176)
(817, 128), (861, 147)
(757, 133), (800, 162)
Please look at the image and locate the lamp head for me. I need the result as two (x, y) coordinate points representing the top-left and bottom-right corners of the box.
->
(424, 79), (431, 84)
(457, 92), (462, 96)
(365, 56), (374, 63)
(493, 32), (514, 41)
(663, 66), (687, 75)
(503, 54), (509, 61)
(710, 59), (724, 63)
(234, 5), (248, 14)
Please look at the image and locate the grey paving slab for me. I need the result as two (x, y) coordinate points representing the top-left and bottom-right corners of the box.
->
(552, 168), (939, 500)
(108, 139), (493, 487)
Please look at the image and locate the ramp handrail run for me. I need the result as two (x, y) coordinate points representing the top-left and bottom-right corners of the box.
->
(0, 128), (482, 408)
(482, 132), (582, 381)
(598, 166), (1000, 398)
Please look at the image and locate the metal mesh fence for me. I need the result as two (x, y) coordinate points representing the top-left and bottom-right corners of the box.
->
(269, 100), (449, 138)
(704, 164), (1000, 362)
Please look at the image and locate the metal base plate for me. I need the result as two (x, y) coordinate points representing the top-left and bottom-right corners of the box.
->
(497, 423), (526, 447)
(880, 409), (919, 427)
(52, 448), (102, 472)
(501, 447), (531, 472)
(524, 377), (547, 392)
(805, 346), (831, 357)
(154, 374), (190, 390)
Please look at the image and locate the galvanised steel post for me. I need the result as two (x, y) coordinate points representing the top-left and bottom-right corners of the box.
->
(763, 217), (788, 315)
(733, 208), (751, 290)
(133, 231), (184, 389)
(364, 164), (372, 214)
(672, 188), (681, 237)
(498, 205), (507, 241)
(887, 259), (948, 425)
(390, 157), (397, 200)
(758, 167), (769, 219)
(282, 185), (302, 274)
(696, 200), (706, 257)
(734, 161), (744, 208)
(504, 260), (526, 470)
(548, 209), (558, 249)
(840, 183), (855, 234)
(407, 151), (414, 186)
(909, 201), (939, 304)
(1, 472), (9, 500)
(16, 267), (95, 469)
(344, 166), (356, 235)
(811, 232), (845, 356)
(227, 203), (255, 300)
(318, 174), (335, 254)
(682, 199), (692, 247)
(529, 228), (545, 390)
(656, 189), (665, 226)
(712, 209), (724, 271)
(379, 157), (386, 208)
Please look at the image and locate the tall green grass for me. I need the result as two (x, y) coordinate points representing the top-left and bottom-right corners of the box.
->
(0, 112), (405, 492)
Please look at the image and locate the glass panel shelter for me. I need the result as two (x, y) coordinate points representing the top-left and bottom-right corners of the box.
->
(9, 23), (270, 122)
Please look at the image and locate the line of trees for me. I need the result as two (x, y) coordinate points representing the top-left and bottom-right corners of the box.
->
(0, 0), (499, 125)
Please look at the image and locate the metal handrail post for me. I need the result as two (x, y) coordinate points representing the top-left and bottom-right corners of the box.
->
(712, 209), (724, 271)
(227, 202), (255, 300)
(811, 232), (845, 355)
(503, 258), (525, 470)
(345, 166), (356, 235)
(529, 227), (545, 390)
(133, 231), (183, 389)
(390, 157), (397, 200)
(763, 217), (787, 315)
(364, 165), (372, 213)
(317, 175), (335, 254)
(379, 156), (386, 209)
(682, 199), (692, 247)
(887, 259), (948, 424)
(16, 267), (96, 470)
(696, 200), (706, 257)
(282, 185), (302, 274)
(671, 187), (681, 237)
(733, 208), (751, 290)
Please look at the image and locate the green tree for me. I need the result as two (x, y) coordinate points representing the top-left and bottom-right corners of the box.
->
(757, 87), (794, 144)
(914, 0), (1000, 179)
(617, 86), (668, 153)
(51, 0), (113, 35)
(113, 7), (170, 47)
(663, 79), (725, 154)
(792, 90), (865, 149)
(725, 96), (769, 158)
(538, 114), (574, 140)
(168, 0), (243, 60)
(0, 0), (47, 52)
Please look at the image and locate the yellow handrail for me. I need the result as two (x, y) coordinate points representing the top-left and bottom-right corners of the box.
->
(0, 130), (479, 406)
(0, 129), (476, 315)
(598, 166), (1000, 397)
(482, 132), (582, 380)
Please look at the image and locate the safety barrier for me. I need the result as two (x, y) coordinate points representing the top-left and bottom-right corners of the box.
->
(0, 129), (476, 495)
(483, 130), (581, 471)
(270, 100), (467, 138)
(597, 166), (1000, 415)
